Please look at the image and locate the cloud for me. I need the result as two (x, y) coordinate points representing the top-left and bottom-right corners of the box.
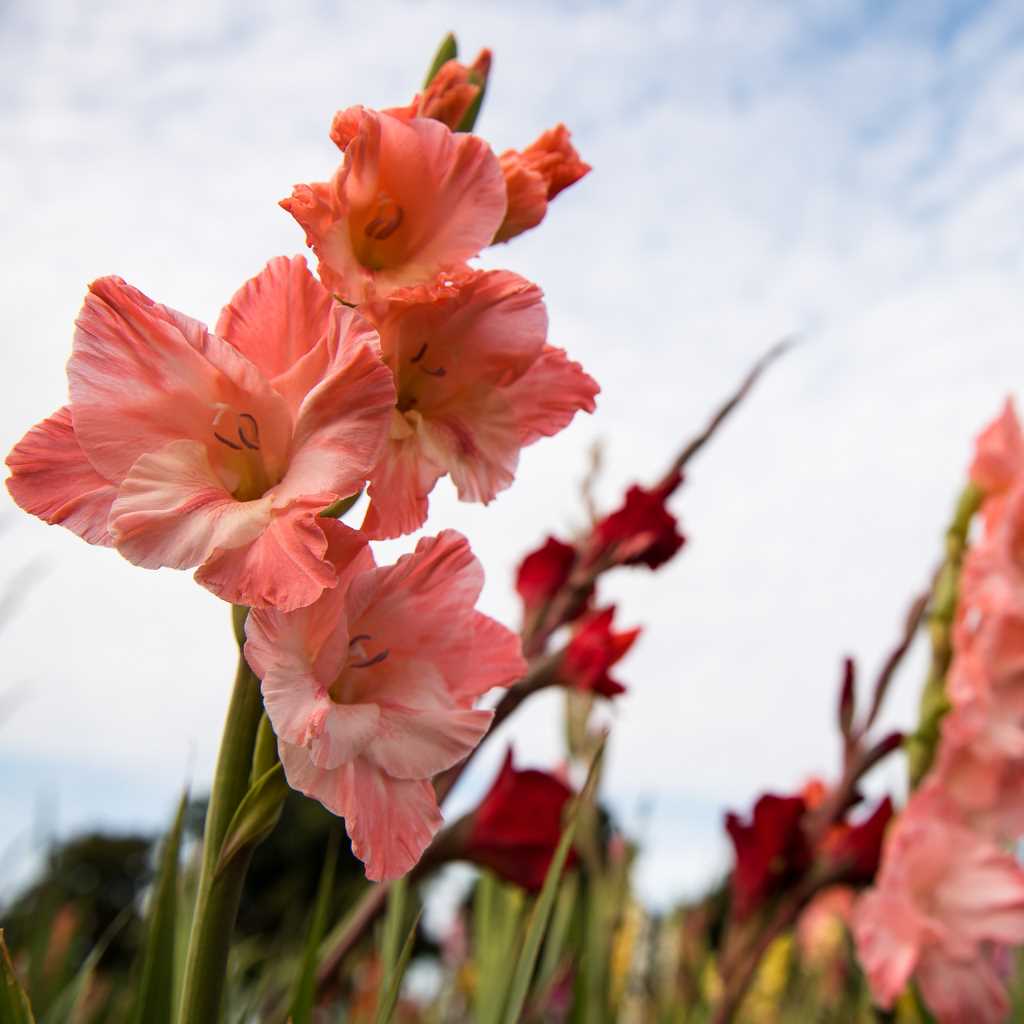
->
(3, 0), (1024, 903)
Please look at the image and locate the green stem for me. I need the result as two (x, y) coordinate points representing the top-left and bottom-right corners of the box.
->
(177, 605), (264, 1024)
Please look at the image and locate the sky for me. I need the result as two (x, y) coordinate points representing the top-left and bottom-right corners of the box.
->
(2, 0), (1024, 911)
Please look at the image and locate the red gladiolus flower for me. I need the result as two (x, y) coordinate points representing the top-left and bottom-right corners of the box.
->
(464, 750), (576, 890)
(725, 793), (810, 920)
(820, 797), (893, 884)
(494, 124), (591, 243)
(515, 536), (577, 612)
(589, 470), (685, 570)
(560, 606), (641, 698)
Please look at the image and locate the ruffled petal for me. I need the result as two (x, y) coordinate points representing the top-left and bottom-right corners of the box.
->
(109, 439), (271, 570)
(278, 745), (442, 881)
(365, 704), (492, 779)
(6, 406), (118, 546)
(68, 276), (292, 484)
(215, 255), (334, 382)
(505, 345), (599, 446)
(195, 497), (335, 611)
(273, 305), (394, 505)
(362, 420), (445, 539)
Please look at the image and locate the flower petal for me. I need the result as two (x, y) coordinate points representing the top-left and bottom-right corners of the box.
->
(109, 439), (271, 570)
(69, 276), (292, 484)
(195, 497), (335, 611)
(505, 344), (599, 446)
(279, 745), (442, 881)
(365, 704), (492, 780)
(272, 306), (395, 506)
(362, 421), (446, 539)
(215, 255), (334, 382)
(6, 406), (118, 546)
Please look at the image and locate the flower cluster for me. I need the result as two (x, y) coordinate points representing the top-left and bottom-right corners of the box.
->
(5, 49), (596, 881)
(853, 398), (1024, 1023)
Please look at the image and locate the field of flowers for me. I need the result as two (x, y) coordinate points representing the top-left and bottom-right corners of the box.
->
(3, 30), (1024, 1024)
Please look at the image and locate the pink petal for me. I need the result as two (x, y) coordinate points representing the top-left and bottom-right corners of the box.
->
(346, 530), (484, 653)
(215, 255), (334, 381)
(365, 704), (493, 780)
(195, 497), (336, 611)
(453, 611), (528, 702)
(362, 423), (445, 539)
(68, 276), (292, 485)
(243, 520), (371, 680)
(109, 439), (271, 570)
(505, 344), (600, 446)
(272, 306), (395, 505)
(6, 406), (118, 546)
(916, 947), (1010, 1024)
(314, 703), (381, 769)
(279, 744), (442, 881)
(851, 889), (923, 1008)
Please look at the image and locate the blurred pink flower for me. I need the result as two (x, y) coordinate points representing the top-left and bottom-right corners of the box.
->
(245, 526), (525, 881)
(970, 397), (1024, 532)
(282, 106), (506, 303)
(358, 269), (598, 538)
(853, 789), (1024, 1022)
(6, 258), (394, 610)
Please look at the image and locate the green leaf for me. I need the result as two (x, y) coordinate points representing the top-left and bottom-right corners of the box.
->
(214, 762), (288, 878)
(374, 910), (421, 1024)
(129, 791), (188, 1024)
(501, 737), (607, 1024)
(423, 33), (457, 87)
(288, 828), (340, 1024)
(1, 930), (36, 1024)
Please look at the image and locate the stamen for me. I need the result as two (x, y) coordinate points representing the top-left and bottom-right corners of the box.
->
(421, 365), (446, 378)
(349, 634), (372, 647)
(237, 413), (260, 450)
(350, 649), (389, 669)
(363, 200), (404, 241)
(410, 342), (428, 364)
(214, 431), (243, 451)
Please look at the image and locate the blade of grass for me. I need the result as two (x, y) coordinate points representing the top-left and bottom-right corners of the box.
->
(1, 930), (36, 1024)
(502, 736), (607, 1024)
(130, 791), (188, 1024)
(373, 909), (422, 1024)
(41, 907), (131, 1024)
(288, 828), (340, 1024)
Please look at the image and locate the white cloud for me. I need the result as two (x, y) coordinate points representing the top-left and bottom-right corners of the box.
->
(3, 0), (1024, 905)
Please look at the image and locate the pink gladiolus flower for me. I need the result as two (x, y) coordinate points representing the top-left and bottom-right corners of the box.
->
(493, 125), (591, 243)
(385, 50), (492, 131)
(6, 258), (394, 610)
(970, 398), (1024, 532)
(281, 106), (506, 304)
(244, 526), (526, 881)
(358, 269), (599, 539)
(853, 789), (1024, 1022)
